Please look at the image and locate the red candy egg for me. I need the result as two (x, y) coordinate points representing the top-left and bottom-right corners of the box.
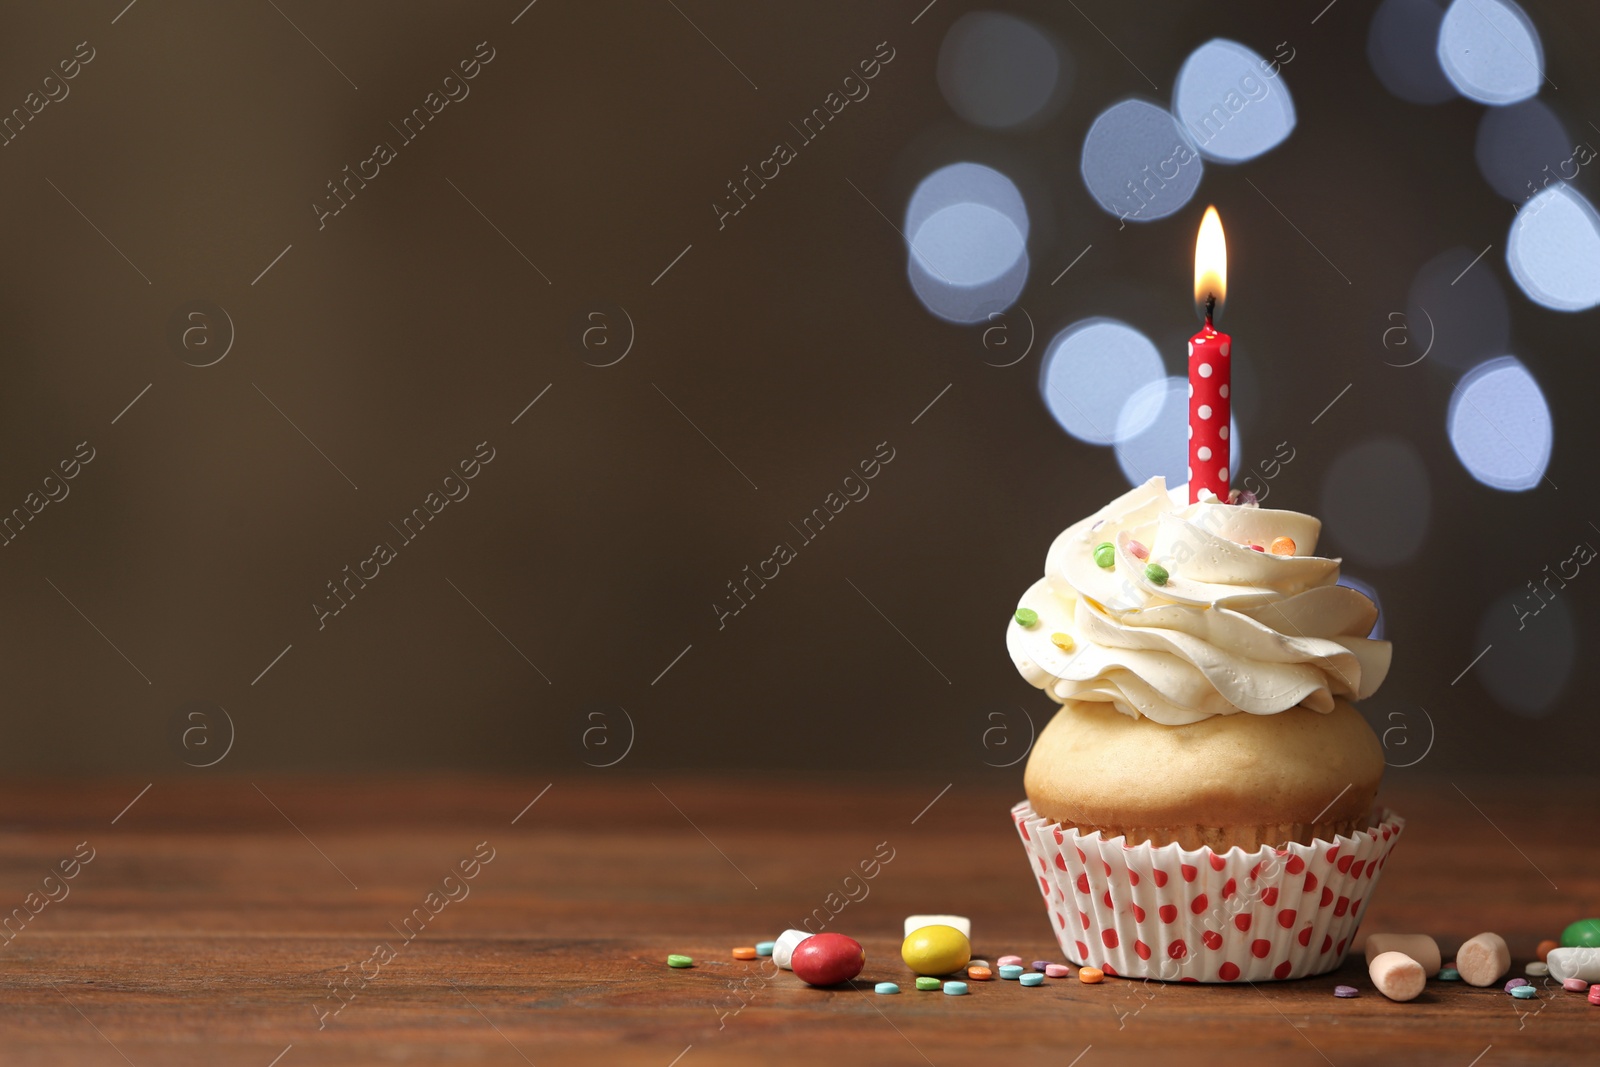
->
(790, 932), (865, 987)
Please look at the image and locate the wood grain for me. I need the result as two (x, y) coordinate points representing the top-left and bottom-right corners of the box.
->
(0, 776), (1592, 1065)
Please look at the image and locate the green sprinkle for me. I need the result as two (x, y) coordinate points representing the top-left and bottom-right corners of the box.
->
(667, 954), (694, 968)
(1013, 607), (1038, 628)
(1438, 967), (1460, 981)
(1144, 563), (1169, 586)
(1093, 542), (1116, 569)
(915, 977), (941, 991)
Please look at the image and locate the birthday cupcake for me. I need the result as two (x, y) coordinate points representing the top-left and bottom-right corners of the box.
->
(1008, 477), (1404, 982)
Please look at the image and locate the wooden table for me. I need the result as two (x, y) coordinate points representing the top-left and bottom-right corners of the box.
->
(0, 776), (1591, 1065)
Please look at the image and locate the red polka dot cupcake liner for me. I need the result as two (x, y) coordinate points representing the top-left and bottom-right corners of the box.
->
(1012, 801), (1404, 983)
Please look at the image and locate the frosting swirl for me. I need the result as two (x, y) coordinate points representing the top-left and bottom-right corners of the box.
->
(1008, 477), (1391, 725)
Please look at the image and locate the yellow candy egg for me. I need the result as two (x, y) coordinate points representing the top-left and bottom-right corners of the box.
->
(901, 924), (972, 976)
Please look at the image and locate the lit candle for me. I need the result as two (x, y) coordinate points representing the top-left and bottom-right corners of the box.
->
(1189, 206), (1231, 504)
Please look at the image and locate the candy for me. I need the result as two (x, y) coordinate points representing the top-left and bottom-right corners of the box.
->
(1093, 542), (1115, 569)
(901, 925), (972, 976)
(1455, 933), (1511, 987)
(1368, 950), (1426, 1002)
(1020, 972), (1044, 987)
(968, 959), (990, 969)
(998, 965), (1024, 980)
(1546, 947), (1600, 983)
(1031, 960), (1051, 972)
(1590, 986), (1600, 1006)
(1013, 608), (1038, 627)
(791, 933), (865, 987)
(1127, 540), (1149, 561)
(1270, 536), (1296, 556)
(732, 946), (757, 960)
(667, 955), (694, 968)
(1045, 964), (1071, 978)
(997, 955), (1022, 967)
(1525, 962), (1550, 977)
(773, 929), (812, 970)
(903, 914), (970, 938)
(1511, 985), (1537, 1000)
(1438, 967), (1460, 981)
(1078, 967), (1104, 984)
(1504, 978), (1529, 992)
(875, 982), (900, 995)
(1144, 563), (1169, 586)
(1363, 934), (1442, 976)
(755, 941), (775, 956)
(1561, 919), (1600, 948)
(1333, 985), (1359, 998)
(1051, 632), (1075, 652)
(967, 966), (993, 981)
(1249, 543), (1265, 552)
(1537, 939), (1559, 961)
(1562, 977), (1589, 992)
(943, 981), (969, 996)
(914, 977), (941, 991)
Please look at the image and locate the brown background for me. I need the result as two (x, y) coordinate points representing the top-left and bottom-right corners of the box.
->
(0, 0), (1593, 780)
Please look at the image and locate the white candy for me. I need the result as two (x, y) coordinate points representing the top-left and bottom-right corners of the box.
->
(772, 929), (812, 971)
(1369, 950), (1426, 1002)
(903, 914), (971, 939)
(1546, 947), (1600, 983)
(1524, 961), (1550, 977)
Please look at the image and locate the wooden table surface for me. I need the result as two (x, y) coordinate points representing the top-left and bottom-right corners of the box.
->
(0, 775), (1592, 1066)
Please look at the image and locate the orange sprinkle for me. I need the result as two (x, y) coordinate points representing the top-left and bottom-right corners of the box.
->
(1269, 537), (1296, 556)
(1078, 967), (1105, 984)
(732, 946), (757, 959)
(1537, 939), (1560, 962)
(967, 966), (993, 981)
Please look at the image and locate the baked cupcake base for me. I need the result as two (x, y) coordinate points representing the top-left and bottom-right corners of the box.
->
(1013, 801), (1404, 982)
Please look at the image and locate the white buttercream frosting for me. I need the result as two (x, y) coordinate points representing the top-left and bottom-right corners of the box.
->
(1008, 477), (1391, 725)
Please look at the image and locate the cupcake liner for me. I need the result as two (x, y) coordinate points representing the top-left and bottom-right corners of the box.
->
(1012, 800), (1404, 983)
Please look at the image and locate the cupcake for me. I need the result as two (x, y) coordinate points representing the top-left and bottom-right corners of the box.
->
(1008, 477), (1404, 981)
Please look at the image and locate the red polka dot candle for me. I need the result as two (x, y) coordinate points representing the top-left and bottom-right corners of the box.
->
(1189, 206), (1231, 504)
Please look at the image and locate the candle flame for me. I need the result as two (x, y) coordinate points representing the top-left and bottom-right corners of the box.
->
(1194, 206), (1227, 317)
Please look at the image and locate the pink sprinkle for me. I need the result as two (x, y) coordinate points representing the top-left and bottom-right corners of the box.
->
(1249, 544), (1265, 552)
(997, 955), (1022, 967)
(1045, 964), (1071, 978)
(1127, 540), (1149, 561)
(1564, 977), (1590, 992)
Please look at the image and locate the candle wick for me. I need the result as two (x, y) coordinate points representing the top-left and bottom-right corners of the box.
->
(1204, 294), (1215, 329)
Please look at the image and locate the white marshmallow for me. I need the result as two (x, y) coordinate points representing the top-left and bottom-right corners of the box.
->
(1363, 934), (1441, 976)
(1455, 932), (1511, 987)
(1368, 950), (1426, 1002)
(772, 928), (812, 970)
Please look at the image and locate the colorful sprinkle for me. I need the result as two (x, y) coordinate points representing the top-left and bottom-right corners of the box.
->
(1144, 563), (1169, 586)
(1270, 536), (1296, 556)
(755, 941), (775, 956)
(1093, 542), (1116, 569)
(668, 955), (694, 968)
(1127, 540), (1149, 561)
(1013, 607), (1038, 628)
(1078, 967), (1105, 984)
(875, 982), (900, 995)
(1504, 978), (1529, 992)
(1045, 964), (1071, 978)
(999, 965), (1024, 980)
(732, 946), (757, 960)
(914, 977), (941, 991)
(943, 981), (969, 996)
(1511, 985), (1537, 1000)
(1589, 986), (1600, 1005)
(997, 955), (1023, 967)
(1334, 985), (1359, 998)
(1525, 961), (1550, 977)
(1438, 967), (1460, 981)
(1020, 972), (1044, 986)
(1032, 960), (1052, 972)
(1051, 632), (1075, 652)
(1564, 977), (1590, 992)
(1249, 543), (1265, 552)
(967, 966), (993, 981)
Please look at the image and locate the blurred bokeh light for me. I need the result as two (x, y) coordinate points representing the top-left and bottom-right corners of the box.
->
(1080, 99), (1203, 223)
(1447, 356), (1552, 491)
(1437, 0), (1543, 105)
(1038, 318), (1164, 446)
(905, 162), (1030, 322)
(1368, 0), (1456, 105)
(1173, 39), (1295, 163)
(1507, 185), (1600, 311)
(937, 11), (1068, 130)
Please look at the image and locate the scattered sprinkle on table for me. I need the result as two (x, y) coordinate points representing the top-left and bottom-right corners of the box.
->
(915, 977), (941, 991)
(667, 955), (693, 968)
(1438, 967), (1460, 981)
(1078, 967), (1104, 984)
(967, 966), (993, 981)
(875, 982), (900, 995)
(1537, 939), (1560, 961)
(1045, 964), (1071, 978)
(997, 956), (1022, 967)
(1334, 985), (1359, 998)
(732, 946), (757, 960)
(1564, 977), (1589, 992)
(1511, 985), (1537, 1000)
(1013, 608), (1038, 627)
(1504, 978), (1529, 992)
(998, 965), (1024, 980)
(943, 981), (969, 996)
(1588, 986), (1600, 1006)
(756, 941), (775, 956)
(1031, 960), (1051, 972)
(1020, 972), (1045, 987)
(1525, 961), (1550, 977)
